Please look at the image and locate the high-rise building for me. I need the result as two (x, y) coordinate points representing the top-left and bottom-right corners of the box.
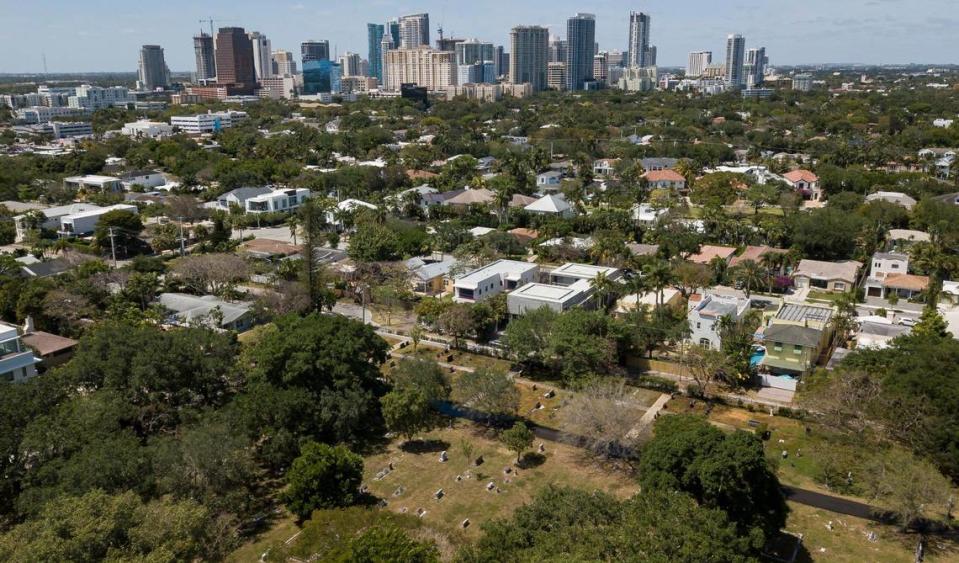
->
(387, 19), (401, 49)
(339, 52), (362, 77)
(687, 50), (712, 77)
(380, 33), (395, 88)
(272, 51), (297, 76)
(566, 13), (596, 91)
(457, 63), (483, 85)
(302, 60), (341, 94)
(509, 26), (549, 92)
(399, 13), (430, 48)
(137, 45), (169, 90)
(725, 34), (746, 89)
(383, 48), (454, 92)
(627, 11), (651, 68)
(455, 39), (495, 66)
(437, 37), (464, 52)
(646, 46), (657, 67)
(194, 33), (216, 81)
(495, 46), (508, 78)
(745, 47), (767, 87)
(548, 36), (567, 64)
(593, 53), (609, 84)
(248, 32), (273, 80)
(215, 27), (256, 94)
(607, 50), (625, 68)
(301, 40), (330, 64)
(367, 23), (385, 81)
(547, 62), (567, 91)
(792, 73), (813, 92)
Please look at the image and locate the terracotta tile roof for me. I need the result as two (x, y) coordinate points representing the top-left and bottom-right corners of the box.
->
(729, 245), (788, 268)
(643, 169), (686, 183)
(783, 169), (819, 183)
(882, 274), (929, 292)
(508, 228), (539, 241)
(688, 245), (737, 265)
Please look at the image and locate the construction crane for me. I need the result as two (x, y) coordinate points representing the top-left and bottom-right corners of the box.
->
(198, 17), (234, 37)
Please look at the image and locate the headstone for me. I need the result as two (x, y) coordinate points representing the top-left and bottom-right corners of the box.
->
(360, 484), (369, 494)
(474, 456), (484, 467)
(486, 481), (495, 491)
(434, 488), (444, 500)
(388, 462), (394, 470)
(781, 450), (788, 459)
(377, 499), (388, 508)
(400, 507), (408, 513)
(455, 475), (463, 482)
(393, 486), (404, 497)
(532, 384), (538, 390)
(503, 466), (512, 474)
(461, 518), (470, 529)
(417, 508), (426, 517)
(543, 390), (555, 399)
(534, 402), (542, 409)
(439, 451), (448, 462)
(538, 443), (546, 453)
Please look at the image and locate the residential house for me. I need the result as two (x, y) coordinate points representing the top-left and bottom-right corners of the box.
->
(507, 263), (622, 316)
(510, 194), (538, 208)
(782, 169), (822, 201)
(64, 175), (123, 194)
(244, 188), (311, 214)
(857, 320), (911, 350)
(120, 170), (167, 191)
(592, 158), (619, 177)
(0, 322), (41, 383)
(443, 188), (495, 208)
(758, 303), (834, 382)
(508, 228), (539, 245)
(792, 259), (862, 293)
(328, 199), (377, 228)
(865, 191), (916, 210)
(688, 245), (737, 266)
(861, 252), (930, 300)
(158, 293), (256, 331)
(642, 169), (686, 191)
(406, 255), (458, 296)
(524, 194), (574, 218)
(206, 187), (272, 212)
(453, 259), (539, 303)
(390, 185), (438, 214)
(639, 157), (679, 171)
(686, 293), (752, 350)
(14, 203), (103, 242)
(919, 148), (956, 179)
(19, 318), (78, 372)
(59, 204), (138, 237)
(421, 188), (466, 208)
(536, 170), (564, 190)
(626, 243), (660, 257)
(887, 229), (931, 250)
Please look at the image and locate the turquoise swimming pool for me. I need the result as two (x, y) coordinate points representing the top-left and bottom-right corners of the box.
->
(749, 346), (766, 367)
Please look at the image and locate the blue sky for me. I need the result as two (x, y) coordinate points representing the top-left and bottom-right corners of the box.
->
(0, 0), (956, 72)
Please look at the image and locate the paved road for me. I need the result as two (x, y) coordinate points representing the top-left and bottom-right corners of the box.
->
(782, 486), (881, 522)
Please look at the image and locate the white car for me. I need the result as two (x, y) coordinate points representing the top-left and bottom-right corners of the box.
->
(898, 317), (918, 327)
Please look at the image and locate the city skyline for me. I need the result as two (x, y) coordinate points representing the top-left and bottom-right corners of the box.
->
(0, 0), (957, 73)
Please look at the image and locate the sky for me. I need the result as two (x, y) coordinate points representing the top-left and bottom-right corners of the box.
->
(0, 0), (956, 73)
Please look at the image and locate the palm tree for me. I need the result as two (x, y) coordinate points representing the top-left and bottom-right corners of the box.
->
(732, 259), (765, 299)
(286, 214), (300, 246)
(645, 259), (675, 308)
(492, 183), (512, 226)
(590, 272), (619, 312)
(760, 252), (785, 293)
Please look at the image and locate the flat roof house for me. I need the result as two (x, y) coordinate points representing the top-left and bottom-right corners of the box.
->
(14, 203), (102, 243)
(245, 188), (310, 214)
(64, 175), (123, 194)
(453, 260), (539, 303)
(507, 263), (623, 316)
(158, 293), (255, 332)
(792, 259), (862, 293)
(865, 191), (917, 210)
(59, 204), (138, 237)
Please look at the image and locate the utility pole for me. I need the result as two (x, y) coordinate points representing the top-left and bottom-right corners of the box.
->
(108, 227), (117, 267)
(177, 216), (186, 256)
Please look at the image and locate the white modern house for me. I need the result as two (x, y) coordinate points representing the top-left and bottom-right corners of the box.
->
(14, 203), (102, 242)
(632, 203), (667, 226)
(0, 322), (41, 383)
(206, 187), (273, 212)
(120, 170), (167, 190)
(453, 260), (539, 303)
(244, 188), (311, 214)
(64, 175), (123, 193)
(59, 204), (138, 237)
(687, 293), (752, 350)
(328, 199), (378, 228)
(158, 293), (255, 331)
(506, 263), (623, 316)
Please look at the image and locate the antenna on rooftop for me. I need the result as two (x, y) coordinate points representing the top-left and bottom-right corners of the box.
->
(42, 52), (48, 78)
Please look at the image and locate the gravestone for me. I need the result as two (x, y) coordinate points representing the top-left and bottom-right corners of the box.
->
(461, 518), (470, 529)
(486, 481), (495, 491)
(538, 443), (546, 453)
(543, 390), (555, 399)
(434, 488), (444, 500)
(474, 455), (484, 466)
(439, 451), (448, 462)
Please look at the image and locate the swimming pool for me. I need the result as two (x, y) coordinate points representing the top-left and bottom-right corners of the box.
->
(749, 346), (766, 367)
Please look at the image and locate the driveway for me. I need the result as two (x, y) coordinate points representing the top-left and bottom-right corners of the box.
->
(232, 225), (295, 243)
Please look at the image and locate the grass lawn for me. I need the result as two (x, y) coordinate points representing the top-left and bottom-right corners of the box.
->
(807, 290), (848, 304)
(392, 346), (515, 374)
(236, 323), (273, 347)
(785, 502), (958, 562)
(226, 513), (299, 563)
(358, 423), (638, 543)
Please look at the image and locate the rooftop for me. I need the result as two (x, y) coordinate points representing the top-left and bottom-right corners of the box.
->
(550, 263), (621, 281)
(775, 303), (834, 325)
(20, 331), (79, 356)
(455, 259), (537, 287)
(64, 174), (121, 184)
(688, 245), (737, 265)
(794, 259), (862, 281)
(763, 324), (822, 347)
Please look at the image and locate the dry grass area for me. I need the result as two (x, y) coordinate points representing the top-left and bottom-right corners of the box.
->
(360, 422), (639, 542)
(786, 502), (958, 563)
(517, 380), (664, 430)
(391, 346), (515, 374)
